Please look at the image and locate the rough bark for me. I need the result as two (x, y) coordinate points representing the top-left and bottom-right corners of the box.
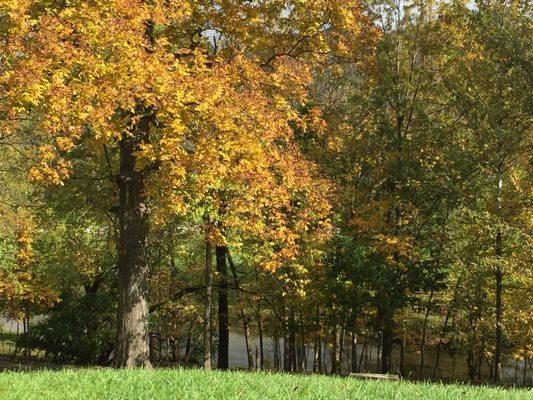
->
(113, 112), (152, 368)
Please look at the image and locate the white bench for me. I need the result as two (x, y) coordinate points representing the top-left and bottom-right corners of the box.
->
(349, 373), (400, 381)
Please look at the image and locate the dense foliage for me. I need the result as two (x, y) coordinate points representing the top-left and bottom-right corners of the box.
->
(0, 0), (531, 385)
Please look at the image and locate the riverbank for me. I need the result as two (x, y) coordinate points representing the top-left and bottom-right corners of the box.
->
(0, 368), (530, 400)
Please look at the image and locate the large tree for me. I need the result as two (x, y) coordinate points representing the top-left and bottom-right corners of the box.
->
(1, 0), (374, 367)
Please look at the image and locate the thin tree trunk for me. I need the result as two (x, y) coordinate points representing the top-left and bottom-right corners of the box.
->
(257, 303), (264, 370)
(184, 336), (191, 365)
(184, 321), (194, 366)
(523, 354), (527, 386)
(24, 317), (30, 362)
(171, 339), (179, 363)
(273, 325), (280, 371)
(377, 334), (381, 372)
(494, 266), (503, 381)
(339, 317), (347, 375)
(317, 338), (323, 373)
(367, 340), (372, 372)
(226, 250), (253, 369)
(477, 350), (483, 381)
(283, 334), (291, 371)
(203, 236), (213, 370)
(467, 349), (476, 381)
(351, 331), (357, 374)
(358, 340), (367, 373)
(321, 335), (328, 373)
(114, 111), (152, 368)
(289, 309), (297, 371)
(419, 289), (434, 379)
(494, 159), (504, 382)
(452, 350), (457, 379)
(242, 315), (253, 369)
(331, 324), (339, 375)
(400, 335), (406, 377)
(216, 246), (229, 370)
(313, 307), (321, 373)
(380, 309), (394, 373)
(299, 310), (306, 372)
(433, 287), (460, 378)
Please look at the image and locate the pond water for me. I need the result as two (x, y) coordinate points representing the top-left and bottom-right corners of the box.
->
(2, 317), (530, 386)
(227, 331), (532, 386)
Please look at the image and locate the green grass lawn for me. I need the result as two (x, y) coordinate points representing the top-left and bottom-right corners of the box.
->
(0, 368), (530, 400)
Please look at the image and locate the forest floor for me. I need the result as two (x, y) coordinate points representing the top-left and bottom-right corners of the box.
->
(0, 368), (531, 400)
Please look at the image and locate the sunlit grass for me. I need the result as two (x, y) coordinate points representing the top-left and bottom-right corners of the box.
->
(0, 368), (530, 399)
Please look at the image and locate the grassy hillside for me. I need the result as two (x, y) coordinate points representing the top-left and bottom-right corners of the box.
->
(0, 368), (530, 400)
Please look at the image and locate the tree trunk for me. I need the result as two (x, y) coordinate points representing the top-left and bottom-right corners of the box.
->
(317, 337), (323, 373)
(331, 324), (339, 375)
(433, 281), (460, 378)
(322, 335), (328, 373)
(114, 112), (152, 368)
(23, 317), (30, 362)
(399, 335), (406, 377)
(350, 331), (357, 374)
(184, 335), (191, 366)
(313, 307), (321, 373)
(203, 236), (213, 370)
(523, 354), (527, 386)
(283, 334), (291, 371)
(299, 311), (306, 372)
(377, 334), (381, 372)
(494, 266), (503, 381)
(477, 349), (483, 381)
(171, 339), (179, 363)
(257, 304), (264, 370)
(494, 160), (504, 382)
(289, 309), (297, 371)
(358, 340), (367, 373)
(216, 246), (229, 370)
(419, 289), (434, 379)
(467, 349), (476, 381)
(367, 340), (373, 372)
(226, 250), (253, 369)
(339, 318), (347, 375)
(380, 312), (393, 373)
(244, 322), (253, 370)
(273, 325), (280, 371)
